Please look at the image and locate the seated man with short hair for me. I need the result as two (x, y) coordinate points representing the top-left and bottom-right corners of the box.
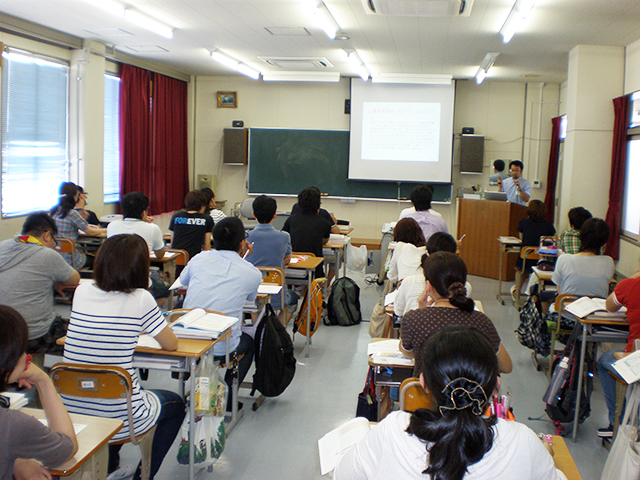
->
(169, 190), (214, 262)
(179, 217), (262, 408)
(247, 195), (299, 324)
(399, 184), (448, 243)
(0, 213), (80, 354)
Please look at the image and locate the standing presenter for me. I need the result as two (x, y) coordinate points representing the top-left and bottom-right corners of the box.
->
(498, 160), (531, 206)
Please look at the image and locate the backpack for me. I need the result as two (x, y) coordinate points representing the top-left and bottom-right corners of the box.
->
(543, 322), (593, 427)
(516, 294), (550, 357)
(293, 278), (324, 338)
(251, 304), (296, 397)
(325, 277), (362, 326)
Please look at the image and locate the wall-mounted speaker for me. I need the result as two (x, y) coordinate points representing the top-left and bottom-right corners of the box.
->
(459, 135), (484, 174)
(223, 128), (248, 165)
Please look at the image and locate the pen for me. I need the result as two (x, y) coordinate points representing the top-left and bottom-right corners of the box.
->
(459, 234), (466, 242)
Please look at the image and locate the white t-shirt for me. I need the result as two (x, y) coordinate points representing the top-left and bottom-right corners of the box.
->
(107, 218), (165, 253)
(62, 283), (167, 441)
(394, 274), (473, 318)
(551, 254), (614, 299)
(399, 206), (442, 219)
(387, 242), (427, 284)
(335, 412), (567, 480)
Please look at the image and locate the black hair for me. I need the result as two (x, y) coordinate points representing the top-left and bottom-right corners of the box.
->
(568, 207), (592, 230)
(184, 190), (207, 211)
(50, 182), (78, 219)
(509, 160), (524, 171)
(493, 159), (505, 172)
(393, 218), (427, 247)
(527, 199), (546, 223)
(252, 195), (277, 224)
(201, 187), (215, 215)
(121, 192), (150, 219)
(422, 251), (474, 312)
(93, 234), (150, 293)
(0, 305), (30, 392)
(579, 218), (610, 254)
(22, 212), (58, 237)
(298, 187), (321, 215)
(410, 185), (434, 211)
(407, 325), (498, 480)
(427, 232), (457, 255)
(213, 217), (245, 252)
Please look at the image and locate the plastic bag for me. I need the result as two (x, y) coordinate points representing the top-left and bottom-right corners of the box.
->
(601, 383), (640, 480)
(346, 242), (367, 272)
(194, 354), (228, 416)
(176, 415), (226, 467)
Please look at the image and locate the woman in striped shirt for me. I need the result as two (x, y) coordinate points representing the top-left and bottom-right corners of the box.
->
(63, 234), (184, 480)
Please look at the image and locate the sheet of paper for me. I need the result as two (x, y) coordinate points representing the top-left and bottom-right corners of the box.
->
(613, 350), (640, 384)
(367, 339), (401, 355)
(169, 278), (185, 290)
(384, 290), (398, 306)
(318, 417), (371, 475)
(137, 334), (162, 349)
(258, 284), (282, 295)
(39, 419), (87, 435)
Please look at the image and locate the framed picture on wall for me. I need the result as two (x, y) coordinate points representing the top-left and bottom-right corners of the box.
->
(217, 91), (237, 108)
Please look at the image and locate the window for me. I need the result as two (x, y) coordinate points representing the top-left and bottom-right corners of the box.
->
(104, 74), (121, 203)
(1, 50), (69, 217)
(623, 136), (640, 236)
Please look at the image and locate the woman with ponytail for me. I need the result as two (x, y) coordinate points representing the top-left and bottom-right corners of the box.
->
(335, 326), (566, 480)
(400, 252), (512, 376)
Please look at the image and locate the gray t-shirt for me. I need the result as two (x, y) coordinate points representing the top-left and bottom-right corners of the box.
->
(0, 239), (75, 339)
(0, 408), (74, 479)
(551, 253), (614, 299)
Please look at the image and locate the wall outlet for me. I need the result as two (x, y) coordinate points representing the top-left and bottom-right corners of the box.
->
(532, 179), (541, 189)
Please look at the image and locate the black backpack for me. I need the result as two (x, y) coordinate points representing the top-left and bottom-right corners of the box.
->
(325, 277), (362, 326)
(251, 304), (296, 397)
(543, 322), (593, 426)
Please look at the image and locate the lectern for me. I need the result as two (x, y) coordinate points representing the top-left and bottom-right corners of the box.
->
(457, 198), (528, 280)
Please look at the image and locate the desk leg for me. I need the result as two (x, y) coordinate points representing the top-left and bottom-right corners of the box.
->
(305, 272), (312, 358)
(572, 324), (589, 442)
(496, 244), (505, 305)
(342, 244), (347, 278)
(225, 339), (243, 434)
(188, 357), (196, 480)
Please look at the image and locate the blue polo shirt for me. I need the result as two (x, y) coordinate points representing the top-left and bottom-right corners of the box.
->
(246, 224), (292, 270)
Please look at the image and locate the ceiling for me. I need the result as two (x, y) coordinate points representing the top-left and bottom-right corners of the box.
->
(1, 0), (640, 83)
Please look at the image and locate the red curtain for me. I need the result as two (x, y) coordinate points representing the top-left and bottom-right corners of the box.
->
(119, 65), (189, 215)
(543, 116), (562, 222)
(151, 74), (190, 214)
(604, 95), (630, 259)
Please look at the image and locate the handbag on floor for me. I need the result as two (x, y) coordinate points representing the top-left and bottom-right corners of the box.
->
(601, 383), (640, 480)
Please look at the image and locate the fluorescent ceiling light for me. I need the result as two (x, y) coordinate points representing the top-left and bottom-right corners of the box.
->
(123, 9), (173, 39)
(347, 50), (370, 81)
(84, 0), (125, 17)
(210, 49), (261, 80)
(371, 73), (452, 85)
(262, 71), (340, 83)
(313, 1), (341, 40)
(500, 0), (536, 44)
(475, 52), (499, 84)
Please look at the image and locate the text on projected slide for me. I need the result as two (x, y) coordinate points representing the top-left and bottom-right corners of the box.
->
(361, 102), (440, 162)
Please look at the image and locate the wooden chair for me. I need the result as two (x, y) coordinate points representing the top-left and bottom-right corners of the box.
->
(50, 363), (157, 480)
(513, 246), (539, 305)
(258, 266), (286, 312)
(547, 294), (579, 376)
(54, 237), (77, 265)
(399, 377), (435, 412)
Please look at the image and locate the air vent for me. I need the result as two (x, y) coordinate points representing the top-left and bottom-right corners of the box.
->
(122, 45), (169, 53)
(362, 0), (473, 17)
(258, 57), (334, 70)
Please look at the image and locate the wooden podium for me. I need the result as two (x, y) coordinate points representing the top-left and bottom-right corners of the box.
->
(457, 198), (528, 280)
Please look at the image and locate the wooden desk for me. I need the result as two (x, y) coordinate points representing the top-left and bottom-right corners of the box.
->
(325, 238), (349, 278)
(552, 435), (583, 480)
(22, 408), (122, 480)
(496, 236), (521, 305)
(368, 339), (414, 421)
(285, 254), (324, 358)
(571, 315), (629, 442)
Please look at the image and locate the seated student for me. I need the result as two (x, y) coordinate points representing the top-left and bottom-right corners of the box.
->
(75, 186), (100, 226)
(0, 213), (80, 354)
(549, 217), (614, 303)
(596, 268), (640, 438)
(399, 184), (448, 243)
(394, 232), (472, 318)
(247, 195), (298, 324)
(511, 199), (556, 302)
(400, 252), (512, 376)
(201, 187), (227, 224)
(63, 235), (184, 480)
(387, 218), (427, 284)
(179, 217), (262, 407)
(558, 206), (592, 254)
(51, 182), (106, 269)
(488, 159), (510, 186)
(291, 186), (341, 234)
(283, 187), (332, 279)
(0, 305), (78, 480)
(335, 326), (566, 480)
(399, 184), (443, 219)
(169, 190), (213, 262)
(107, 192), (169, 302)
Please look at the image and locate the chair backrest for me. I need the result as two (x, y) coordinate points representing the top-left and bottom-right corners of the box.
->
(554, 293), (579, 313)
(520, 246), (539, 260)
(55, 237), (76, 255)
(258, 267), (286, 312)
(50, 363), (138, 445)
(166, 248), (189, 267)
(240, 198), (255, 219)
(399, 377), (435, 412)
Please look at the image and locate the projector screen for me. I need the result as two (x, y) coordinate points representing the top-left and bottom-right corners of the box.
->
(349, 80), (455, 183)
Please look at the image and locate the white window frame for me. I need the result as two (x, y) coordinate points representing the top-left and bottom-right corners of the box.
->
(103, 73), (121, 204)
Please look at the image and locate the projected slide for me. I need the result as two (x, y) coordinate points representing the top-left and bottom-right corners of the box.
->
(349, 80), (455, 183)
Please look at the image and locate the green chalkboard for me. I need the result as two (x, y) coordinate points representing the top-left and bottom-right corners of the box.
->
(247, 128), (451, 202)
